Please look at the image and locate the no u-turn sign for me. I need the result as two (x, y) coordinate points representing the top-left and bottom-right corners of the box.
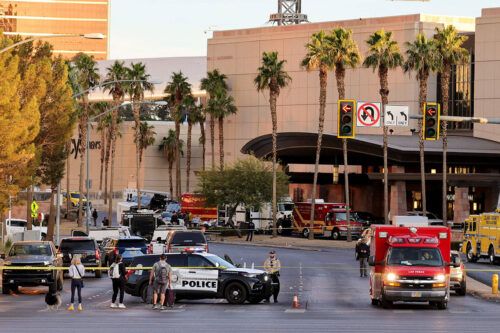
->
(356, 102), (381, 127)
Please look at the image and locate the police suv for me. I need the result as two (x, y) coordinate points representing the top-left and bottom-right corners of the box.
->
(124, 252), (272, 304)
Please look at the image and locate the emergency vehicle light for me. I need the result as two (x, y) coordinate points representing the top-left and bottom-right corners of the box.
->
(424, 238), (439, 244)
(389, 237), (405, 244)
(408, 238), (421, 244)
(438, 232), (448, 239)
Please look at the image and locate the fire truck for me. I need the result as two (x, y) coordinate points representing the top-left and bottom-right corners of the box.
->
(462, 212), (500, 264)
(292, 201), (363, 239)
(180, 193), (218, 222)
(369, 225), (453, 309)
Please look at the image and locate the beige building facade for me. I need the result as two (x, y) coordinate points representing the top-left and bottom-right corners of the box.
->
(0, 0), (109, 59)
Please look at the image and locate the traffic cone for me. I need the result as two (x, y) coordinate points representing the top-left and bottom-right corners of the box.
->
(292, 294), (300, 308)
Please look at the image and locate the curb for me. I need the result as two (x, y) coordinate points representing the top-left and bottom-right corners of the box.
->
(466, 275), (500, 302)
(209, 240), (356, 252)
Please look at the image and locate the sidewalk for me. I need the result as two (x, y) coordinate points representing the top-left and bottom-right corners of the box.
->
(209, 234), (357, 251)
(466, 276), (500, 302)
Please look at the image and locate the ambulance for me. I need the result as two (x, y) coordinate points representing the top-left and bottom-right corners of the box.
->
(369, 225), (453, 309)
(292, 201), (363, 239)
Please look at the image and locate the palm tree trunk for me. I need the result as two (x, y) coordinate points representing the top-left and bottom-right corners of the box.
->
(99, 125), (106, 193)
(46, 188), (56, 241)
(419, 73), (429, 214)
(309, 66), (328, 240)
(379, 66), (390, 224)
(108, 107), (119, 225)
(336, 65), (352, 242)
(270, 87), (278, 238)
(441, 64), (451, 223)
(200, 120), (206, 171)
(26, 184), (33, 230)
(218, 116), (224, 171)
(104, 124), (112, 205)
(175, 120), (181, 199)
(169, 161), (174, 197)
(186, 122), (192, 192)
(210, 115), (215, 169)
(66, 140), (71, 216)
(77, 102), (88, 227)
(133, 101), (142, 209)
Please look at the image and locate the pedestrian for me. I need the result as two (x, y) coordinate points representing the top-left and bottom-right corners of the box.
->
(357, 238), (370, 277)
(263, 250), (281, 303)
(171, 212), (179, 225)
(246, 220), (255, 242)
(92, 208), (98, 226)
(109, 254), (127, 309)
(149, 254), (171, 310)
(102, 216), (110, 227)
(68, 255), (85, 311)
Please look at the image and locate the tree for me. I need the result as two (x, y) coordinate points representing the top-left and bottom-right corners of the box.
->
(127, 62), (154, 209)
(164, 71), (191, 198)
(254, 51), (292, 237)
(206, 90), (237, 170)
(69, 53), (100, 226)
(329, 28), (361, 242)
(94, 102), (109, 199)
(300, 31), (335, 240)
(404, 33), (439, 215)
(135, 122), (156, 168)
(103, 60), (127, 222)
(185, 95), (204, 192)
(159, 130), (184, 196)
(434, 25), (469, 222)
(199, 105), (207, 171)
(197, 155), (289, 231)
(200, 69), (228, 169)
(363, 29), (404, 224)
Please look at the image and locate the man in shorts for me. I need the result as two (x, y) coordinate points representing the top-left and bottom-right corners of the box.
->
(149, 254), (172, 310)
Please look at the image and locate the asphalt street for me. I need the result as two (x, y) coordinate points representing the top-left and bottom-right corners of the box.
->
(465, 260), (500, 287)
(1, 244), (499, 333)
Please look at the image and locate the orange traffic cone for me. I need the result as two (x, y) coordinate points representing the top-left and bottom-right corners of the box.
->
(292, 294), (300, 308)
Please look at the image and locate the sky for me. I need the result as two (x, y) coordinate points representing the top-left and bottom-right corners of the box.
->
(109, 0), (499, 59)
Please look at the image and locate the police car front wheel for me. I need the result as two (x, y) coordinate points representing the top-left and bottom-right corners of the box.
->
(225, 282), (248, 304)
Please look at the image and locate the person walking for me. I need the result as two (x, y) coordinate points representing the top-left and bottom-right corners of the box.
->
(357, 238), (370, 277)
(92, 208), (98, 226)
(68, 256), (85, 311)
(109, 254), (127, 309)
(263, 250), (281, 303)
(149, 254), (171, 310)
(246, 220), (255, 242)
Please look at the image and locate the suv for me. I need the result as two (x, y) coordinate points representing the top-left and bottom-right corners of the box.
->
(100, 236), (148, 266)
(450, 250), (466, 296)
(59, 237), (102, 278)
(2, 241), (63, 294)
(125, 252), (272, 304)
(165, 230), (208, 253)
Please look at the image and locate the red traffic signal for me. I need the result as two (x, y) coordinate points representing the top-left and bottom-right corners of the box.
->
(423, 102), (440, 140)
(338, 100), (356, 139)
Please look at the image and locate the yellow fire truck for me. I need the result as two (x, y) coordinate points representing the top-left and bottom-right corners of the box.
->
(462, 213), (500, 264)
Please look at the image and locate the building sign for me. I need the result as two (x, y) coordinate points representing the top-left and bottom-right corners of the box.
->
(71, 138), (102, 159)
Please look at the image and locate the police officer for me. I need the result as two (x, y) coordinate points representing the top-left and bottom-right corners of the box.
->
(246, 220), (255, 242)
(264, 250), (281, 303)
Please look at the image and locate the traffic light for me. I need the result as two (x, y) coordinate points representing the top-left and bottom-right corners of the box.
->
(337, 100), (356, 139)
(423, 102), (440, 140)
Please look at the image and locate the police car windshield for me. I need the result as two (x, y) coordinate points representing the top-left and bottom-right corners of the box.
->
(387, 247), (443, 267)
(204, 255), (235, 269)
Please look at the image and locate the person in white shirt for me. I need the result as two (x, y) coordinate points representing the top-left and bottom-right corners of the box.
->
(68, 256), (85, 311)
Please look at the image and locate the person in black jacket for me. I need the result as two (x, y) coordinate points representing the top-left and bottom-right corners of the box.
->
(109, 254), (127, 308)
(357, 239), (370, 277)
(246, 221), (255, 242)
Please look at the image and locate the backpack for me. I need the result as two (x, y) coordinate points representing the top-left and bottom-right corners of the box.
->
(155, 263), (168, 285)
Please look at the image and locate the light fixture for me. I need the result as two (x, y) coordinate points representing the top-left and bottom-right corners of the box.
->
(431, 169), (437, 174)
(333, 165), (339, 184)
(413, 200), (418, 209)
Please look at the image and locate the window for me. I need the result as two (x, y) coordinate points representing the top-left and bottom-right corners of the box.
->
(9, 244), (52, 256)
(387, 247), (443, 267)
(118, 239), (146, 248)
(10, 220), (27, 227)
(188, 255), (214, 268)
(60, 240), (95, 252)
(171, 232), (207, 246)
(165, 255), (186, 267)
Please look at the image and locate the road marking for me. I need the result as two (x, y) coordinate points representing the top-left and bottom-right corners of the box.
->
(284, 309), (306, 313)
(224, 309), (245, 313)
(160, 309), (185, 313)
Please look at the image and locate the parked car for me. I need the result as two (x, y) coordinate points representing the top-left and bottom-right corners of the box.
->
(99, 236), (148, 266)
(125, 252), (272, 304)
(4, 218), (47, 240)
(351, 212), (383, 227)
(165, 230), (208, 253)
(148, 225), (188, 254)
(2, 241), (63, 294)
(59, 237), (102, 278)
(450, 250), (466, 296)
(406, 211), (443, 225)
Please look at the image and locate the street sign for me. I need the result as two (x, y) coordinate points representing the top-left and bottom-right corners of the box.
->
(356, 102), (381, 127)
(384, 105), (409, 127)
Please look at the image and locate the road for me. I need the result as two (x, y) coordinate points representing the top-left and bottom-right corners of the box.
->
(465, 260), (500, 287)
(1, 244), (499, 333)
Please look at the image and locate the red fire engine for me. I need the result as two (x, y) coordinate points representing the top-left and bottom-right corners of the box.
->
(292, 201), (363, 239)
(369, 225), (454, 309)
(180, 193), (217, 222)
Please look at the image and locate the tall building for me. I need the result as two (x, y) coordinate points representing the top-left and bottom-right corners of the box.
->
(0, 0), (109, 59)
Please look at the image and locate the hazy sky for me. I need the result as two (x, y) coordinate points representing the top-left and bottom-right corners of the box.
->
(109, 0), (499, 59)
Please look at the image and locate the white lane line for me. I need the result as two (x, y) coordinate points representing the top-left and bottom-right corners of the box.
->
(284, 309), (306, 313)
(160, 309), (185, 313)
(224, 309), (245, 313)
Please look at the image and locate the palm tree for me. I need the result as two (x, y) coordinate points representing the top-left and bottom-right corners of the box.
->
(185, 95), (204, 192)
(127, 62), (154, 209)
(301, 31), (334, 240)
(254, 51), (292, 237)
(404, 33), (439, 215)
(200, 69), (228, 169)
(94, 103), (109, 199)
(199, 105), (207, 171)
(159, 130), (184, 196)
(329, 28), (361, 242)
(103, 60), (127, 220)
(434, 25), (469, 223)
(164, 72), (191, 198)
(135, 121), (156, 165)
(363, 29), (404, 224)
(206, 90), (237, 170)
(70, 53), (100, 226)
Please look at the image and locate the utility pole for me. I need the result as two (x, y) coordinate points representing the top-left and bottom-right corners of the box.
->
(269, 0), (308, 26)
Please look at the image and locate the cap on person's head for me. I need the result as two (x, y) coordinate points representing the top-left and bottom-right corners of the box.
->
(160, 254), (166, 260)
(269, 250), (276, 255)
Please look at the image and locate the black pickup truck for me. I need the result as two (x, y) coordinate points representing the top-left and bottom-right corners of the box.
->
(2, 241), (64, 294)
